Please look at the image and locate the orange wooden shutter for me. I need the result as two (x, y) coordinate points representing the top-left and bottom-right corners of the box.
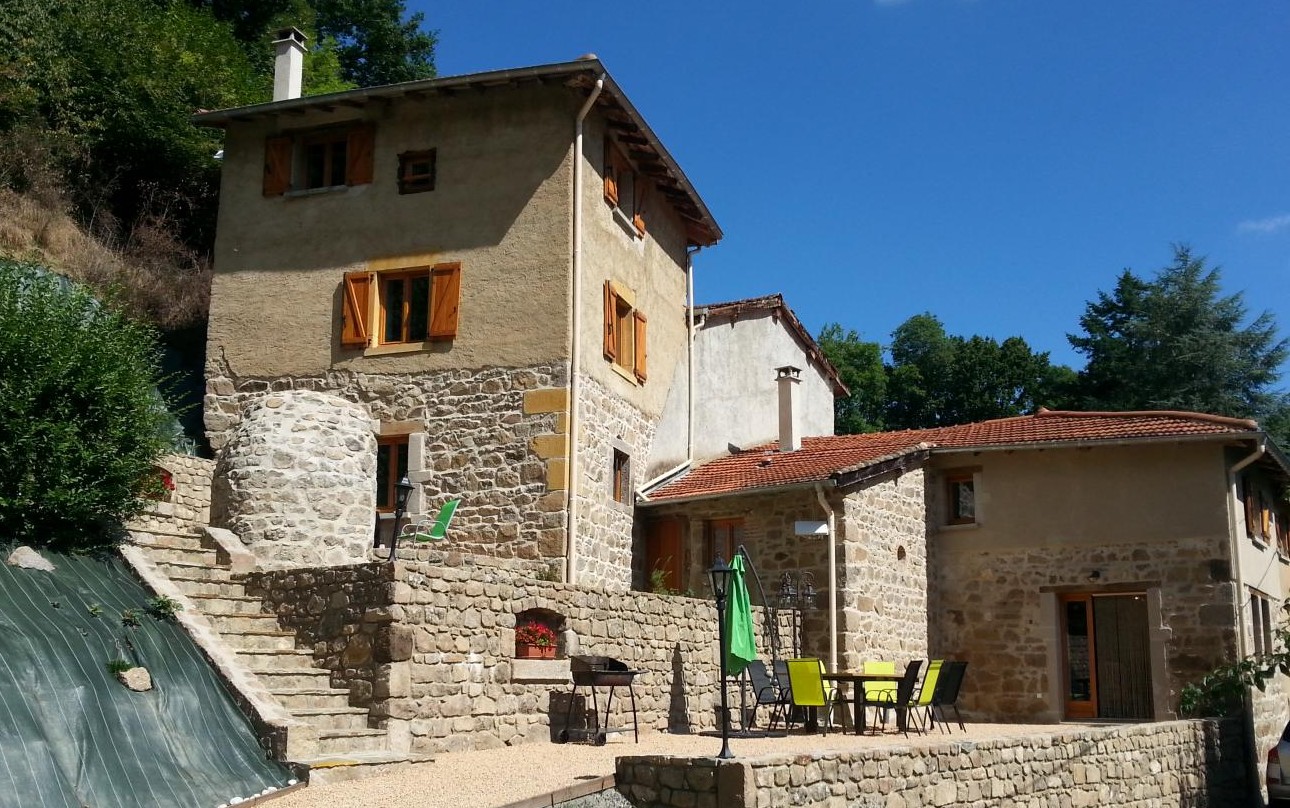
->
(347, 124), (375, 186)
(429, 262), (461, 339)
(1261, 492), (1272, 539)
(341, 271), (372, 346)
(603, 138), (619, 206)
(633, 182), (647, 235)
(633, 310), (647, 382)
(603, 281), (617, 361)
(1245, 483), (1259, 537)
(263, 135), (292, 196)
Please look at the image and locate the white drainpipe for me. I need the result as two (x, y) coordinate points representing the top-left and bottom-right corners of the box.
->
(565, 74), (605, 586)
(816, 483), (838, 672)
(1227, 437), (1266, 658)
(686, 246), (699, 463)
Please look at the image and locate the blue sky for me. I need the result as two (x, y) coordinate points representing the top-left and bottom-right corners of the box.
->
(411, 1), (1290, 376)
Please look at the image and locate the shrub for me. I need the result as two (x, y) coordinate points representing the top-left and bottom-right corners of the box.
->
(0, 259), (176, 549)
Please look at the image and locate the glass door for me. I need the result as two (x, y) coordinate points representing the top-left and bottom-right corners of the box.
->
(1060, 594), (1097, 720)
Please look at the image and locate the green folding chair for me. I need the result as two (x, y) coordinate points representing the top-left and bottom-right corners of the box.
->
(400, 498), (460, 542)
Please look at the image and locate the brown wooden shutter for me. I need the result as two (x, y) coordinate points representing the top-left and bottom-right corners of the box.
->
(633, 182), (647, 235)
(341, 271), (373, 347)
(603, 138), (619, 206)
(263, 136), (292, 196)
(1245, 481), (1259, 537)
(347, 124), (375, 186)
(633, 310), (647, 382)
(429, 262), (461, 339)
(603, 281), (617, 361)
(1261, 492), (1272, 539)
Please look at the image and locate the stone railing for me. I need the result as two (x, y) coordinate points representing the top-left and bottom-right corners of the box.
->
(615, 719), (1250, 808)
(127, 453), (214, 531)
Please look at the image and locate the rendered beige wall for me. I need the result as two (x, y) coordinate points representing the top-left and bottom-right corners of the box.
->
(208, 85), (579, 378)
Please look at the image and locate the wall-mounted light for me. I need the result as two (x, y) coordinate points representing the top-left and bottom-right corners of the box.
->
(1087, 570), (1101, 582)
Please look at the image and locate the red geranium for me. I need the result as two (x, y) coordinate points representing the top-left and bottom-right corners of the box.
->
(515, 620), (557, 647)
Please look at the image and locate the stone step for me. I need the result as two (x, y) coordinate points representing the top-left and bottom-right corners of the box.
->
(290, 706), (374, 732)
(130, 531), (208, 552)
(222, 628), (299, 652)
(139, 545), (218, 566)
(315, 728), (387, 756)
(151, 559), (229, 581)
(248, 667), (334, 690)
(208, 612), (286, 634)
(236, 648), (318, 670)
(271, 687), (355, 711)
(297, 752), (434, 786)
(169, 577), (247, 598)
(187, 593), (269, 616)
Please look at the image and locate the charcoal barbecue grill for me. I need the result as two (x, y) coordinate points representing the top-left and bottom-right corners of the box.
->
(556, 655), (644, 745)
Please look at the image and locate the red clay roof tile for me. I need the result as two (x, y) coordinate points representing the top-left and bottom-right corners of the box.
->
(643, 409), (1259, 503)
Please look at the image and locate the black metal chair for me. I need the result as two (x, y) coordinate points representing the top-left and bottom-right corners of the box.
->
(928, 660), (968, 733)
(744, 659), (791, 730)
(860, 659), (922, 736)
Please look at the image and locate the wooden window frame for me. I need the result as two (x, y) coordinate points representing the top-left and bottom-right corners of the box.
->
(376, 434), (410, 513)
(341, 262), (461, 349)
(612, 449), (631, 504)
(945, 471), (977, 526)
(602, 280), (647, 383)
(263, 123), (374, 196)
(603, 138), (646, 237)
(377, 268), (430, 345)
(398, 149), (436, 194)
(704, 518), (743, 566)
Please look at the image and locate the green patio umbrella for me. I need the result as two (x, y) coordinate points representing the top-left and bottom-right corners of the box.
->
(725, 554), (758, 676)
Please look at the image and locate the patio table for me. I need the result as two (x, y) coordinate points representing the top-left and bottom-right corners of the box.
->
(823, 670), (905, 735)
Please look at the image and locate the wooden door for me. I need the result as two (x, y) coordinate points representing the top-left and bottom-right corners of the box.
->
(1060, 594), (1098, 720)
(1060, 592), (1153, 720)
(644, 517), (684, 593)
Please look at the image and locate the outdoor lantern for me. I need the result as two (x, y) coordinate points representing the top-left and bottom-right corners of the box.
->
(708, 553), (734, 759)
(709, 553), (732, 600)
(386, 475), (415, 561)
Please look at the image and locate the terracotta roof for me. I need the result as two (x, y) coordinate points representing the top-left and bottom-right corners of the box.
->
(696, 294), (848, 396)
(192, 58), (721, 248)
(642, 409), (1261, 503)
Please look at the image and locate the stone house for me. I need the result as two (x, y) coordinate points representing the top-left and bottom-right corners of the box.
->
(194, 52), (726, 585)
(639, 408), (1290, 743)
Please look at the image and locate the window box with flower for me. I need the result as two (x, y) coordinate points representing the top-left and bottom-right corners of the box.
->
(515, 619), (558, 659)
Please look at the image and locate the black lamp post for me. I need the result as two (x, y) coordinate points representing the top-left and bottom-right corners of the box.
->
(709, 553), (734, 760)
(387, 475), (415, 561)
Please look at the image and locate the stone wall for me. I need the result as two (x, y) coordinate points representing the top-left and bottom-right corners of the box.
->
(574, 375), (657, 589)
(615, 719), (1250, 808)
(128, 454), (214, 531)
(239, 552), (767, 756)
(205, 359), (571, 565)
(643, 488), (837, 660)
(928, 535), (1237, 722)
(212, 391), (376, 568)
(838, 468), (928, 670)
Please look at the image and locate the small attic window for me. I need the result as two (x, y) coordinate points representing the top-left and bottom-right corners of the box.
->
(398, 149), (436, 194)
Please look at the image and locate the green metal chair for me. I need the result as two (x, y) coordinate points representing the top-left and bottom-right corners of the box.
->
(911, 659), (944, 733)
(861, 660), (897, 724)
(399, 498), (460, 542)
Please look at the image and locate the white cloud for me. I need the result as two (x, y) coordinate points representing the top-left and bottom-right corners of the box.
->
(1238, 213), (1290, 234)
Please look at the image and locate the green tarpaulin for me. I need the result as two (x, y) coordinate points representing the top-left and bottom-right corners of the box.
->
(724, 555), (757, 676)
(0, 549), (292, 808)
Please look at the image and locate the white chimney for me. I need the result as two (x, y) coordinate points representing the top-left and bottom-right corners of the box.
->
(272, 27), (308, 102)
(776, 366), (801, 452)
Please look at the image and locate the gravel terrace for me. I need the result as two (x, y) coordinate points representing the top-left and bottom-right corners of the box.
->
(267, 722), (1085, 808)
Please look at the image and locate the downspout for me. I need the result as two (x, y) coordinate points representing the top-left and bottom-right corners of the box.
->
(816, 483), (838, 672)
(687, 246), (700, 463)
(1228, 437), (1266, 659)
(565, 74), (605, 585)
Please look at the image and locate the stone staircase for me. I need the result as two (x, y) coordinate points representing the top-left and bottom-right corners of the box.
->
(124, 517), (420, 778)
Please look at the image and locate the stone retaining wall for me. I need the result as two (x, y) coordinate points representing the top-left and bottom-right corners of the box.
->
(128, 454), (215, 531)
(240, 551), (784, 756)
(616, 719), (1250, 808)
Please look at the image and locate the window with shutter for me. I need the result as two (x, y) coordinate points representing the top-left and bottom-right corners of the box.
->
(602, 280), (648, 384)
(262, 124), (376, 195)
(603, 138), (646, 237)
(340, 262), (462, 349)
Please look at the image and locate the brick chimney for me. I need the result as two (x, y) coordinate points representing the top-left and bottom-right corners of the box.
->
(272, 27), (308, 102)
(776, 366), (801, 452)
